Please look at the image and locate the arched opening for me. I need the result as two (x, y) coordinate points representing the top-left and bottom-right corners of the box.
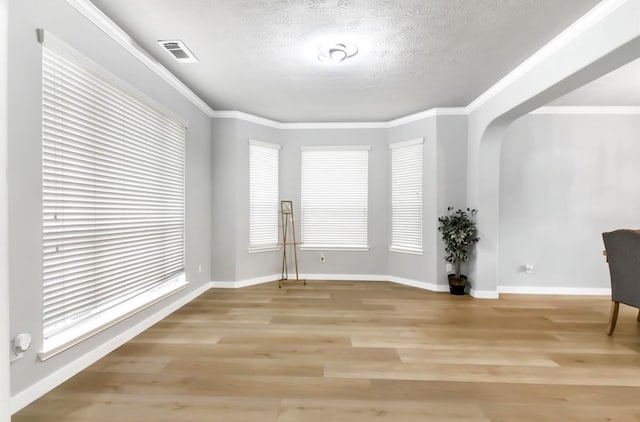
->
(498, 59), (640, 294)
(469, 0), (640, 297)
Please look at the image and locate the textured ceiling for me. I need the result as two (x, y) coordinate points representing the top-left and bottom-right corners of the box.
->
(91, 0), (601, 122)
(549, 57), (640, 107)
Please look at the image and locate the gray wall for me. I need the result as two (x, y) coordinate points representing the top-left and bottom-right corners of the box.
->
(234, 120), (282, 280)
(279, 128), (389, 276)
(387, 118), (437, 284)
(1, 0), (10, 419)
(211, 121), (391, 280)
(9, 0), (211, 397)
(386, 115), (469, 288)
(210, 118), (238, 281)
(435, 116), (469, 285)
(211, 115), (469, 287)
(499, 113), (640, 289)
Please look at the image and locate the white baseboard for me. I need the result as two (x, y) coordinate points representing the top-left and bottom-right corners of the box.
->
(387, 275), (449, 293)
(10, 281), (212, 415)
(497, 285), (611, 296)
(299, 273), (388, 282)
(470, 289), (500, 299)
(211, 274), (280, 289)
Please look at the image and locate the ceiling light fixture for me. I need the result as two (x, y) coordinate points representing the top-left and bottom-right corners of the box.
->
(318, 42), (358, 64)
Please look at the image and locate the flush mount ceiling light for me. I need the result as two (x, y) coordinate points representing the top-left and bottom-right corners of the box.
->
(318, 42), (358, 64)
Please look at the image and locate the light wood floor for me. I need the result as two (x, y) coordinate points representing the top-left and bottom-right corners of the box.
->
(14, 281), (640, 421)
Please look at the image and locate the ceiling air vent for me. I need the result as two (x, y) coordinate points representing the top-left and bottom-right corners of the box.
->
(157, 40), (198, 63)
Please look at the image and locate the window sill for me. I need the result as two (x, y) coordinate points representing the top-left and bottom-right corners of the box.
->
(248, 245), (281, 254)
(390, 246), (423, 255)
(39, 274), (188, 361)
(299, 245), (370, 252)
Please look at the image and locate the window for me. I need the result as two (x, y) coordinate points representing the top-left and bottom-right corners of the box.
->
(41, 32), (186, 358)
(390, 138), (423, 254)
(249, 140), (280, 251)
(301, 146), (369, 249)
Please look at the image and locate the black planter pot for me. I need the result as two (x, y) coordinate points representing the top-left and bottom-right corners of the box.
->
(448, 274), (468, 295)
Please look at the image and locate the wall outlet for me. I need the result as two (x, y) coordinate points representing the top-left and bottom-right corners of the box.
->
(320, 254), (325, 263)
(522, 264), (534, 274)
(446, 263), (452, 272)
(197, 264), (202, 274)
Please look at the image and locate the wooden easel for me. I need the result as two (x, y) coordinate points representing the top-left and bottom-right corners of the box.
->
(279, 200), (305, 288)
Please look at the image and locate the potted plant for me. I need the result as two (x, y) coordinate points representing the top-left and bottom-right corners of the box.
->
(437, 207), (480, 295)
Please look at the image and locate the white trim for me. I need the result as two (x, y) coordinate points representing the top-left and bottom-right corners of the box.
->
(467, 0), (628, 113)
(387, 276), (449, 293)
(248, 139), (282, 150)
(248, 245), (281, 254)
(40, 276), (189, 360)
(10, 282), (212, 415)
(300, 274), (389, 282)
(277, 121), (389, 130)
(389, 246), (423, 256)
(299, 245), (370, 252)
(301, 145), (372, 152)
(387, 108), (467, 128)
(210, 274), (280, 289)
(389, 138), (424, 150)
(470, 289), (500, 299)
(211, 110), (283, 128)
(212, 108), (467, 130)
(0, 0), (9, 419)
(498, 285), (611, 296)
(65, 0), (215, 118)
(68, 0), (629, 128)
(530, 106), (640, 115)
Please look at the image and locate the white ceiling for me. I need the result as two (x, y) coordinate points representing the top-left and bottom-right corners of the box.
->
(91, 0), (601, 122)
(549, 57), (640, 107)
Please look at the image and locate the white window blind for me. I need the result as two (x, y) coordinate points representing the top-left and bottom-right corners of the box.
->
(249, 140), (280, 251)
(41, 33), (186, 356)
(301, 146), (369, 249)
(390, 139), (423, 254)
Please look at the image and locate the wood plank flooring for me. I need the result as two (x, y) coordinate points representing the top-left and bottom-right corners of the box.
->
(14, 281), (640, 421)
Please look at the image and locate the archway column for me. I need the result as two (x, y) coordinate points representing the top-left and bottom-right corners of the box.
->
(466, 0), (640, 298)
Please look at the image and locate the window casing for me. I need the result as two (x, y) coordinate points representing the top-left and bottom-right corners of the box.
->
(390, 138), (423, 254)
(249, 140), (280, 252)
(301, 146), (369, 250)
(40, 32), (186, 358)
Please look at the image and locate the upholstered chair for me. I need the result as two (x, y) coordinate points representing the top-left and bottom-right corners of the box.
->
(602, 229), (640, 335)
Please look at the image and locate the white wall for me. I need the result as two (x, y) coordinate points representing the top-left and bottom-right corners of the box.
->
(499, 113), (640, 291)
(9, 0), (212, 409)
(1, 0), (10, 419)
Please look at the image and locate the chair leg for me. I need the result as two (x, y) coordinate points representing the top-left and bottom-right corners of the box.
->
(607, 301), (620, 336)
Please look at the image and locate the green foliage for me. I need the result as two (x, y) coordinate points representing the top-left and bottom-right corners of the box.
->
(437, 207), (480, 278)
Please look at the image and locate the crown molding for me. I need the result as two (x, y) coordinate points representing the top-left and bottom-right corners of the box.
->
(69, 0), (628, 128)
(212, 108), (467, 129)
(530, 106), (640, 115)
(66, 0), (468, 129)
(466, 0), (628, 114)
(386, 107), (468, 128)
(65, 0), (216, 118)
